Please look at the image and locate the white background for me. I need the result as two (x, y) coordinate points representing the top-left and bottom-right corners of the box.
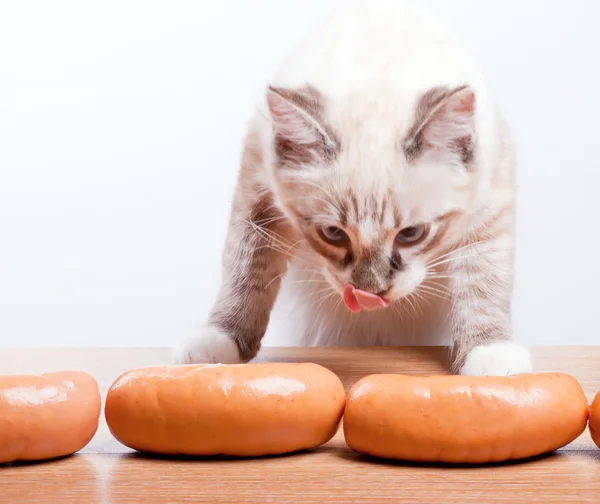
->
(1, 0), (599, 348)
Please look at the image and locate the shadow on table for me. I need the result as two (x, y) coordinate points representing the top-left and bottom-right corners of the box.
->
(334, 448), (565, 470)
(111, 446), (319, 463)
(0, 453), (74, 468)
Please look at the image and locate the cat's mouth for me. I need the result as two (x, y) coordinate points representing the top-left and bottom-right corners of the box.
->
(342, 284), (390, 313)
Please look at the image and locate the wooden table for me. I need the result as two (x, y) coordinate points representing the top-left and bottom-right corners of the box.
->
(1, 346), (600, 503)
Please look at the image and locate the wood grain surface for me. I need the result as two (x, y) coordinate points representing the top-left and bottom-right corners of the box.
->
(1, 346), (600, 503)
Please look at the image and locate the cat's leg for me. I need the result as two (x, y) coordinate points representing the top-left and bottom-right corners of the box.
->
(448, 220), (532, 376)
(172, 194), (289, 364)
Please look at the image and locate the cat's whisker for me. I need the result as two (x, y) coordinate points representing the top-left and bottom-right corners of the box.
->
(407, 292), (424, 317)
(252, 241), (309, 259)
(418, 282), (451, 296)
(245, 221), (315, 264)
(393, 302), (405, 323)
(411, 289), (432, 308)
(246, 225), (321, 268)
(299, 271), (326, 280)
(292, 278), (329, 285)
(403, 294), (419, 318)
(425, 252), (483, 270)
(424, 274), (454, 281)
(332, 296), (345, 318)
(318, 292), (338, 312)
(284, 238), (308, 255)
(264, 270), (291, 290)
(306, 285), (330, 302)
(311, 287), (339, 313)
(292, 267), (323, 276)
(415, 286), (450, 303)
(257, 234), (306, 257)
(252, 216), (289, 228)
(420, 280), (452, 294)
(245, 219), (292, 248)
(426, 241), (483, 267)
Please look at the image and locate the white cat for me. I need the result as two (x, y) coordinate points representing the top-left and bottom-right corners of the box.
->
(173, 0), (532, 376)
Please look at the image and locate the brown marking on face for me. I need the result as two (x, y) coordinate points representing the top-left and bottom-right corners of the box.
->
(341, 251), (354, 267)
(392, 205), (403, 229)
(390, 249), (403, 271)
(304, 227), (349, 265)
(268, 85), (341, 169)
(380, 196), (388, 223)
(402, 84), (474, 165)
(338, 201), (348, 227)
(420, 223), (449, 255)
(336, 189), (359, 228)
(420, 211), (462, 255)
(349, 190), (360, 224)
(366, 193), (379, 221)
(435, 210), (461, 222)
(285, 195), (358, 268)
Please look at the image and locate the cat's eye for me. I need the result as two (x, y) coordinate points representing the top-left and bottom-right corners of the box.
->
(319, 225), (350, 245)
(395, 224), (427, 245)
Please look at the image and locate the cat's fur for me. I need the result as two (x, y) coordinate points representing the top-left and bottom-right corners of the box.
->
(173, 0), (532, 375)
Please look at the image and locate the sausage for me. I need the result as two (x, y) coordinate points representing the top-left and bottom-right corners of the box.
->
(589, 392), (600, 448)
(343, 372), (588, 464)
(0, 371), (101, 464)
(105, 362), (346, 457)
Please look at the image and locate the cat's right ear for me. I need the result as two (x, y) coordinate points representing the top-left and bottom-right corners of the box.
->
(266, 86), (339, 167)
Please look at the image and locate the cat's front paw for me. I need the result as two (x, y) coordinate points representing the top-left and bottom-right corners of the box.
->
(459, 341), (532, 376)
(171, 325), (242, 365)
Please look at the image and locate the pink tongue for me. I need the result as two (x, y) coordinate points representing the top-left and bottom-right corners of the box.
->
(343, 284), (389, 312)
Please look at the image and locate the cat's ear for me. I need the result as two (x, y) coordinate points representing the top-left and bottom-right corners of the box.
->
(404, 85), (475, 165)
(266, 86), (339, 167)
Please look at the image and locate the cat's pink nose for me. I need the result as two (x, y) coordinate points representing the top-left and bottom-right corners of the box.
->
(343, 284), (390, 313)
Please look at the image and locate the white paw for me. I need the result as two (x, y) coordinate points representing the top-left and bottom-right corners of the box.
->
(460, 341), (532, 376)
(171, 325), (242, 365)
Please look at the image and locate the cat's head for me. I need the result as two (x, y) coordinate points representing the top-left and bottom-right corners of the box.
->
(265, 84), (476, 312)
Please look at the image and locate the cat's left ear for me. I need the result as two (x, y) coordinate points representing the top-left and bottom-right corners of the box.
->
(403, 85), (475, 166)
(266, 86), (339, 168)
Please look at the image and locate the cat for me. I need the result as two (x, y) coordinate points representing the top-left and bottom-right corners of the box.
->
(172, 0), (533, 376)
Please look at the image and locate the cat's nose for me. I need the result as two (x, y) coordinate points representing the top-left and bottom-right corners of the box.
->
(343, 284), (390, 312)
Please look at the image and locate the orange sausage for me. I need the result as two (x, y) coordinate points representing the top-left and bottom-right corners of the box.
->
(343, 373), (588, 464)
(105, 362), (346, 457)
(589, 392), (600, 448)
(0, 371), (101, 464)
